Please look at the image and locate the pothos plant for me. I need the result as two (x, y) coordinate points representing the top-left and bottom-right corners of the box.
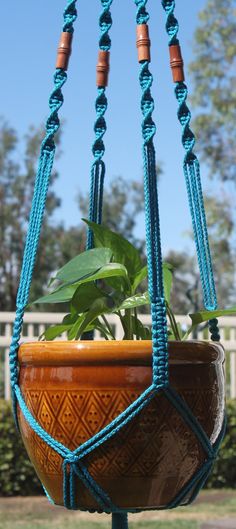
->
(34, 220), (236, 341)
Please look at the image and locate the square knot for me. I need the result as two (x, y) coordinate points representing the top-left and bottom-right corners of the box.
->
(64, 454), (80, 466)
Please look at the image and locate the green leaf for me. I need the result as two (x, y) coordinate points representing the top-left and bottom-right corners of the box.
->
(62, 313), (78, 324)
(34, 263), (128, 305)
(131, 265), (147, 292)
(167, 329), (175, 341)
(132, 317), (152, 340)
(43, 324), (73, 341)
(54, 247), (112, 284)
(131, 262), (172, 298)
(190, 307), (236, 325)
(84, 219), (143, 276)
(67, 314), (86, 340)
(93, 318), (115, 340)
(72, 297), (113, 339)
(71, 283), (104, 313)
(33, 284), (79, 305)
(118, 291), (150, 311)
(71, 262), (129, 287)
(163, 262), (173, 304)
(102, 275), (130, 295)
(120, 313), (151, 340)
(176, 322), (183, 339)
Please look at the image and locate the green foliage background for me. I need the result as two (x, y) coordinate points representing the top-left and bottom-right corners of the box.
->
(206, 399), (236, 488)
(0, 399), (42, 496)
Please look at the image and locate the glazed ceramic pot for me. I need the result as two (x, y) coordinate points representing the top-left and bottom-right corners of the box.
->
(18, 340), (225, 510)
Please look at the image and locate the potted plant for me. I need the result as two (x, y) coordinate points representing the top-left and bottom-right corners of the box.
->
(18, 220), (229, 510)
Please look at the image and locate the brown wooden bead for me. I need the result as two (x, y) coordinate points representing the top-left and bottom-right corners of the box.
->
(96, 50), (110, 87)
(169, 44), (185, 82)
(56, 32), (73, 70)
(136, 24), (151, 62)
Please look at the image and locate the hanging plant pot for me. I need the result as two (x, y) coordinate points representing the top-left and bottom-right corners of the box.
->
(18, 339), (225, 511)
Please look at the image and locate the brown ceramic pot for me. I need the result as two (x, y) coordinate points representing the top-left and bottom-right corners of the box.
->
(18, 340), (225, 511)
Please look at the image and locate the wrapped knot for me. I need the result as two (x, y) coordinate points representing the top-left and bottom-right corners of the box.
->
(64, 454), (80, 466)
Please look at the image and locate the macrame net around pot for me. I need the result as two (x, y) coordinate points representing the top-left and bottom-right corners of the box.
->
(9, 2), (226, 529)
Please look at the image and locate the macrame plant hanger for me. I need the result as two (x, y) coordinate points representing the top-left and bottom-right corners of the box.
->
(9, 2), (226, 529)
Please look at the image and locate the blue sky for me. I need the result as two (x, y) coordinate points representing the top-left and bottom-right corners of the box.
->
(1, 1), (208, 254)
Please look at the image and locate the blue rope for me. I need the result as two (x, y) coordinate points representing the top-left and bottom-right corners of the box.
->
(135, 0), (149, 24)
(9, 0), (225, 523)
(112, 514), (129, 529)
(138, 57), (168, 385)
(86, 0), (113, 250)
(161, 0), (220, 341)
(166, 413), (227, 509)
(85, 0), (113, 340)
(63, 458), (117, 511)
(9, 0), (75, 420)
(63, 0), (77, 32)
(161, 0), (179, 45)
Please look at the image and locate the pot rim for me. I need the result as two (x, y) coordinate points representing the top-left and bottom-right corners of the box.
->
(18, 340), (224, 366)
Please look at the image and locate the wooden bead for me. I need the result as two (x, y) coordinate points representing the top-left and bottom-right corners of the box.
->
(96, 50), (110, 87)
(136, 24), (151, 63)
(56, 32), (73, 70)
(169, 44), (185, 83)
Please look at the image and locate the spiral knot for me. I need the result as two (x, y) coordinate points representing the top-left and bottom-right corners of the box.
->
(92, 88), (107, 159)
(209, 318), (220, 342)
(173, 83), (196, 157)
(41, 71), (67, 152)
(135, 0), (149, 24)
(162, 2), (179, 45)
(99, 1), (113, 50)
(162, 0), (175, 14)
(140, 63), (156, 144)
(91, 1), (112, 165)
(63, 1), (77, 33)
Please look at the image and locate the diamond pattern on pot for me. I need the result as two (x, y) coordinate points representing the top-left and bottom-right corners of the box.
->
(38, 396), (54, 433)
(25, 390), (42, 416)
(82, 393), (106, 434)
(57, 396), (79, 438)
(20, 386), (210, 482)
(46, 390), (66, 414)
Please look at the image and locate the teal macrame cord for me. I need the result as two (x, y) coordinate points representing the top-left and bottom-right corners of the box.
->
(9, 1), (226, 528)
(9, 1), (77, 426)
(84, 0), (113, 339)
(112, 513), (129, 529)
(161, 0), (221, 341)
(86, 0), (113, 251)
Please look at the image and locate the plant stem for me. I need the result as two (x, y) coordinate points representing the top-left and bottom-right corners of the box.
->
(101, 315), (116, 340)
(182, 324), (195, 341)
(125, 309), (133, 340)
(117, 310), (126, 339)
(134, 307), (140, 340)
(166, 302), (181, 341)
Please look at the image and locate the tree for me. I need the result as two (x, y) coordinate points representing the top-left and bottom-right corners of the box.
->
(185, 1), (236, 312)
(204, 193), (235, 306)
(163, 250), (198, 314)
(165, 192), (235, 313)
(0, 118), (65, 310)
(0, 119), (150, 311)
(189, 0), (236, 182)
